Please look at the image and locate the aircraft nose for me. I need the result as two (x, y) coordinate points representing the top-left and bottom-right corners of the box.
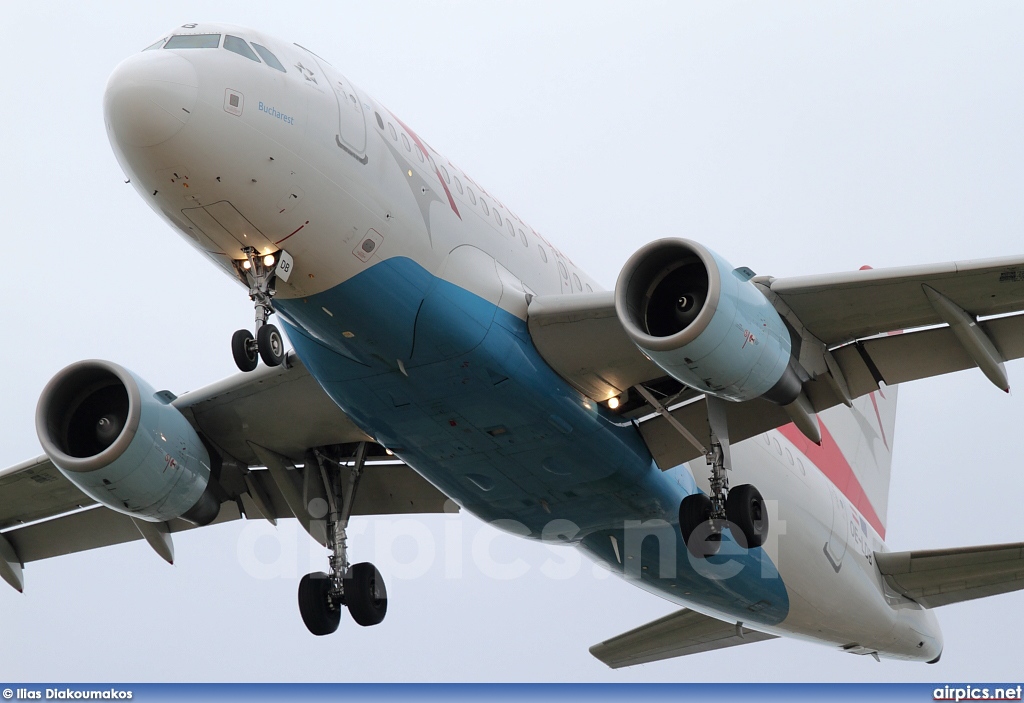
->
(104, 51), (198, 148)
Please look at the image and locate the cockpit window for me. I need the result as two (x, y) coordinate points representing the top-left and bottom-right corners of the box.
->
(252, 43), (286, 72)
(224, 35), (260, 62)
(143, 38), (167, 51)
(165, 34), (221, 49)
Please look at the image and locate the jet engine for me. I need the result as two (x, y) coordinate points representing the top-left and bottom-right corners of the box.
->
(614, 238), (802, 404)
(35, 360), (220, 525)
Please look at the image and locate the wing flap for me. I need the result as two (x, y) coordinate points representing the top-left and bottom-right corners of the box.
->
(875, 542), (1024, 608)
(832, 313), (1024, 396)
(640, 397), (792, 470)
(589, 608), (777, 668)
(4, 502), (242, 564)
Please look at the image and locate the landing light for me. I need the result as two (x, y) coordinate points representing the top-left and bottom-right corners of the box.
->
(263, 254), (276, 267)
(607, 396), (621, 409)
(242, 260), (252, 270)
(385, 448), (394, 456)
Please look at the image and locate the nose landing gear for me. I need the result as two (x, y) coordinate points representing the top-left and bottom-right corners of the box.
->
(232, 247), (285, 372)
(298, 443), (388, 635)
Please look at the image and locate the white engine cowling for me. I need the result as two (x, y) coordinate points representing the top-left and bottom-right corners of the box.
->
(614, 238), (802, 404)
(35, 360), (220, 525)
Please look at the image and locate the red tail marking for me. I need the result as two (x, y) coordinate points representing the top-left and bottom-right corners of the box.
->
(778, 422), (886, 539)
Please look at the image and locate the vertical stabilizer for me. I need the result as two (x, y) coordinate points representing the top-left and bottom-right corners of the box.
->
(820, 384), (899, 536)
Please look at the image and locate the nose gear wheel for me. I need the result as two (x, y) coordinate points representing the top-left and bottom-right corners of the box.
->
(231, 246), (285, 371)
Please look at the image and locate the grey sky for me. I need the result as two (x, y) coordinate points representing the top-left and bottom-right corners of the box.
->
(1, 0), (1023, 682)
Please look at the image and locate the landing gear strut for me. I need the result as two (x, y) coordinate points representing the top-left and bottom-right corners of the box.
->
(679, 398), (769, 557)
(231, 246), (285, 372)
(298, 443), (388, 636)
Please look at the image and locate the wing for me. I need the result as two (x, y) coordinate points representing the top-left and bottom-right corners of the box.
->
(589, 608), (777, 668)
(0, 355), (453, 591)
(875, 542), (1024, 608)
(529, 255), (1024, 467)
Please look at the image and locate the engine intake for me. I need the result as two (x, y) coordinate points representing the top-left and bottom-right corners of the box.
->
(615, 238), (802, 404)
(36, 360), (220, 525)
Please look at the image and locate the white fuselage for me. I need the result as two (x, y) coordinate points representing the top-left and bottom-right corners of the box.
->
(104, 22), (941, 663)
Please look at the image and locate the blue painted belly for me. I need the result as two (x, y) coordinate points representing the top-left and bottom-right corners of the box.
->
(275, 257), (790, 626)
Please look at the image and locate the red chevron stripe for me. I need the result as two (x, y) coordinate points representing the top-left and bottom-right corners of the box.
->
(778, 422), (886, 539)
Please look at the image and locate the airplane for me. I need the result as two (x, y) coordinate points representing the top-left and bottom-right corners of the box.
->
(2, 21), (1024, 668)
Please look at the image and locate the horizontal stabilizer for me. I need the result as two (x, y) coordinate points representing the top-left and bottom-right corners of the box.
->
(589, 608), (777, 669)
(875, 542), (1024, 608)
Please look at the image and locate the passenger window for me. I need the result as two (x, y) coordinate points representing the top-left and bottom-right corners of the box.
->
(143, 38), (167, 51)
(538, 245), (548, 263)
(785, 449), (794, 465)
(585, 284), (593, 292)
(506, 221), (515, 237)
(558, 261), (568, 279)
(375, 112), (385, 130)
(572, 273), (582, 291)
(772, 439), (782, 455)
(494, 209), (502, 226)
(416, 146), (425, 162)
(481, 199), (490, 215)
(165, 34), (221, 49)
(453, 176), (464, 194)
(518, 229), (528, 247)
(388, 123), (398, 141)
(224, 36), (260, 62)
(440, 165), (450, 183)
(252, 43), (286, 72)
(467, 188), (477, 204)
(401, 133), (411, 151)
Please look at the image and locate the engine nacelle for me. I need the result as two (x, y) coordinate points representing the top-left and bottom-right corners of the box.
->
(35, 360), (220, 525)
(615, 238), (802, 404)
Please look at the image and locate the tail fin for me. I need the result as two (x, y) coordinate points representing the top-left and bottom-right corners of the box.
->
(820, 385), (899, 536)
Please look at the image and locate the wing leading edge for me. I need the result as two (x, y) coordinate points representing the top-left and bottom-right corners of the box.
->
(528, 255), (1024, 470)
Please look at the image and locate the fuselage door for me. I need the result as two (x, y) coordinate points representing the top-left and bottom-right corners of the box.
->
(324, 66), (367, 158)
(824, 484), (849, 572)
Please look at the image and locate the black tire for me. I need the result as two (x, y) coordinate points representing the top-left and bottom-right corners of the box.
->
(297, 571), (341, 636)
(231, 329), (258, 372)
(726, 484), (769, 549)
(257, 323), (285, 367)
(345, 562), (388, 627)
(679, 493), (721, 558)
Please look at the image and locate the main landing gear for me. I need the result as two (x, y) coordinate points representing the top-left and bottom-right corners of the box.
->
(231, 246), (285, 372)
(298, 443), (388, 635)
(679, 398), (769, 558)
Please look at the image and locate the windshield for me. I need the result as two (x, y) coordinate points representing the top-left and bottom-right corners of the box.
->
(252, 43), (286, 72)
(224, 35), (260, 62)
(164, 34), (221, 49)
